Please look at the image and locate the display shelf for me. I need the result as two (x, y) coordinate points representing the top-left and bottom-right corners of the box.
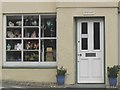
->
(40, 37), (57, 39)
(23, 50), (39, 51)
(23, 38), (39, 39)
(6, 38), (22, 40)
(23, 26), (39, 28)
(6, 50), (22, 51)
(7, 26), (22, 28)
(6, 59), (21, 61)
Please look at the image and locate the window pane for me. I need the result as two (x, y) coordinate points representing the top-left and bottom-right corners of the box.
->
(94, 22), (100, 50)
(24, 15), (39, 26)
(7, 16), (22, 26)
(6, 51), (21, 62)
(81, 22), (88, 34)
(24, 51), (39, 62)
(41, 15), (56, 37)
(81, 38), (88, 50)
(23, 40), (39, 50)
(24, 28), (39, 38)
(6, 28), (22, 38)
(41, 39), (56, 62)
(6, 40), (22, 50)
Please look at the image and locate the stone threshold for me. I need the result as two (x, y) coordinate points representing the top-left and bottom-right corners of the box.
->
(66, 84), (119, 89)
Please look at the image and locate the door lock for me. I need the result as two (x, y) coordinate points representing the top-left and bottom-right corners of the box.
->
(78, 54), (82, 56)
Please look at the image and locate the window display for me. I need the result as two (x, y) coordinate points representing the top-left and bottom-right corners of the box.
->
(5, 14), (56, 64)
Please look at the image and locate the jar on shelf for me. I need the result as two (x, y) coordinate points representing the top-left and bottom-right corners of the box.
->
(46, 47), (53, 61)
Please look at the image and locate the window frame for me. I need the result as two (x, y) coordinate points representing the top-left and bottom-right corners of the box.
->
(3, 14), (57, 68)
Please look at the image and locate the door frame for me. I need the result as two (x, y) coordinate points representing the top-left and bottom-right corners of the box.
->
(75, 17), (105, 84)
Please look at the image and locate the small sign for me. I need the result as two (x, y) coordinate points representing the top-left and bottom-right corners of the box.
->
(83, 10), (95, 15)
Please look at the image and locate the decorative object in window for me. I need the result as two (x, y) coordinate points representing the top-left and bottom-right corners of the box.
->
(31, 31), (36, 38)
(6, 43), (11, 50)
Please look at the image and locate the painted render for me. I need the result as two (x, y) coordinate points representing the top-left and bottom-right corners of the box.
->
(0, 1), (119, 85)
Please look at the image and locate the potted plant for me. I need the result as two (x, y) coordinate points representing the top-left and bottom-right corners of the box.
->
(107, 65), (120, 87)
(56, 66), (67, 85)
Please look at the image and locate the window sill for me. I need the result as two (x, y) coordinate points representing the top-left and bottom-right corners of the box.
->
(2, 62), (57, 69)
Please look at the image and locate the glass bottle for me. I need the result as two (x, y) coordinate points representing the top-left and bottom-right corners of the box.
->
(7, 43), (11, 50)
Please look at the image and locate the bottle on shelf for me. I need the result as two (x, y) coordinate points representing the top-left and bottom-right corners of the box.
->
(6, 43), (11, 50)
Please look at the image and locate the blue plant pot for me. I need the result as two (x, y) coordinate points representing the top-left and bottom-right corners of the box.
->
(56, 75), (65, 85)
(109, 78), (117, 86)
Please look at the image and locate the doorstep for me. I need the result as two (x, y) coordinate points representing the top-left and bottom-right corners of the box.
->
(66, 84), (108, 88)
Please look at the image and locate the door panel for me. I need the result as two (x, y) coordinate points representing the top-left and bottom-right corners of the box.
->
(77, 18), (104, 83)
(92, 59), (102, 77)
(79, 59), (89, 77)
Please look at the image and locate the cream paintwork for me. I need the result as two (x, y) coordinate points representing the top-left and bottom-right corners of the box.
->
(1, 0), (120, 2)
(0, 1), (2, 85)
(2, 2), (56, 13)
(57, 7), (118, 84)
(56, 2), (118, 8)
(0, 2), (119, 84)
(2, 69), (57, 82)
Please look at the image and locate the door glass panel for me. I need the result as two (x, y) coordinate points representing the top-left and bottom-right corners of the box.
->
(94, 22), (100, 50)
(81, 22), (88, 34)
(81, 38), (88, 50)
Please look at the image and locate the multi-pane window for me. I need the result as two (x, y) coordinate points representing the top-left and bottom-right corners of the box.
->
(4, 14), (56, 67)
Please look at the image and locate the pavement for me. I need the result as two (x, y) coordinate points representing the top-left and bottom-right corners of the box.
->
(1, 80), (120, 90)
(1, 80), (67, 88)
(1, 87), (120, 90)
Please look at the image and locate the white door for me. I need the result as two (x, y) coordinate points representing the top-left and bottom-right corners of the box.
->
(77, 18), (104, 83)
